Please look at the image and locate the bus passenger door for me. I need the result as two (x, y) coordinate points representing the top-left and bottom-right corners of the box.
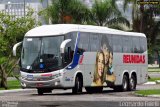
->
(82, 52), (97, 86)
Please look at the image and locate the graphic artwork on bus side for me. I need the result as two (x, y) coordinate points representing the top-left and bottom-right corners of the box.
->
(92, 35), (116, 86)
(92, 51), (105, 86)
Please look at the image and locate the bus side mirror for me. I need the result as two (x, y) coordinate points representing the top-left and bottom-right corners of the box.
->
(60, 39), (71, 54)
(13, 42), (22, 56)
(60, 39), (71, 63)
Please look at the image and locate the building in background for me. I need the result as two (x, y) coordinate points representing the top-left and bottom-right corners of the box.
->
(0, 0), (49, 23)
(81, 0), (93, 8)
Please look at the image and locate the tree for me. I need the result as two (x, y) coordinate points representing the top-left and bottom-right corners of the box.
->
(39, 0), (90, 24)
(124, 0), (160, 45)
(90, 0), (130, 29)
(0, 9), (39, 89)
(124, 0), (160, 66)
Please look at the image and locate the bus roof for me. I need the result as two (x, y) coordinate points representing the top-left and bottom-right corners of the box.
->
(25, 24), (146, 37)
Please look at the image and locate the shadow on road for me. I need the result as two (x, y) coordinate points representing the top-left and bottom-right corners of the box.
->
(31, 89), (127, 96)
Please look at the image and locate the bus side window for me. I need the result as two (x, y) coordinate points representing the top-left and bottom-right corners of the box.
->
(64, 32), (76, 63)
(78, 32), (89, 52)
(112, 35), (122, 52)
(122, 36), (132, 53)
(107, 35), (113, 50)
(139, 37), (147, 53)
(90, 33), (101, 51)
(132, 37), (140, 53)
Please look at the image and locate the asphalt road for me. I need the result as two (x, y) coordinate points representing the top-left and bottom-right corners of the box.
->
(5, 71), (160, 107)
(0, 84), (160, 107)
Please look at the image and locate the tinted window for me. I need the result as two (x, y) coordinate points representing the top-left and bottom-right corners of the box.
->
(139, 37), (147, 53)
(78, 33), (90, 51)
(112, 35), (122, 52)
(90, 33), (101, 51)
(107, 34), (113, 49)
(65, 32), (77, 51)
(122, 36), (132, 53)
(64, 32), (77, 63)
(132, 37), (140, 53)
(101, 34), (112, 52)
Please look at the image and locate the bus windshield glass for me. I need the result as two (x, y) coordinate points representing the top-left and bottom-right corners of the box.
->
(21, 36), (64, 71)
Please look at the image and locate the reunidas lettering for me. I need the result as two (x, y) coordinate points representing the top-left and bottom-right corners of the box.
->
(123, 55), (145, 64)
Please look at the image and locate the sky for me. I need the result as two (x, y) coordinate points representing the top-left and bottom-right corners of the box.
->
(0, 0), (138, 22)
(0, 0), (48, 8)
(116, 0), (132, 22)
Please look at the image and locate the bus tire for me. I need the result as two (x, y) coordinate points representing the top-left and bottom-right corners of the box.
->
(72, 76), (82, 94)
(128, 75), (136, 91)
(37, 88), (44, 95)
(121, 75), (129, 91)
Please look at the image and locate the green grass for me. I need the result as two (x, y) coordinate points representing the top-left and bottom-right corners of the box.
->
(135, 89), (160, 96)
(148, 67), (160, 72)
(0, 80), (21, 90)
(148, 77), (160, 81)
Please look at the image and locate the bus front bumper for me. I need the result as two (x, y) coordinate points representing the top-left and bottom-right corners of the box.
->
(20, 77), (63, 88)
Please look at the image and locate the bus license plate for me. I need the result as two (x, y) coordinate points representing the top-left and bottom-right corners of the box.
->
(36, 83), (43, 87)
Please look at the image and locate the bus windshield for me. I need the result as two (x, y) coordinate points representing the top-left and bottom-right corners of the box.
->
(21, 36), (64, 71)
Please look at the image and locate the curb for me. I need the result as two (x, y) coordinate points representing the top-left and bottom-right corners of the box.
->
(0, 89), (35, 93)
(156, 80), (160, 84)
(135, 93), (160, 98)
(144, 82), (156, 85)
(147, 95), (160, 98)
(134, 93), (146, 97)
(144, 80), (160, 85)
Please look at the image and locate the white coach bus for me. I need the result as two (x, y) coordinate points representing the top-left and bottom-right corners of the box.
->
(13, 24), (148, 95)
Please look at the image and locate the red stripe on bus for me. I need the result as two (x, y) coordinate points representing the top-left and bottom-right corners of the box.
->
(79, 55), (84, 64)
(41, 73), (52, 77)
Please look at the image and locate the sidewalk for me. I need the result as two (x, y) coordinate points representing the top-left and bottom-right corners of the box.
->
(135, 93), (160, 98)
(148, 64), (159, 68)
(0, 89), (35, 93)
(144, 80), (160, 85)
(147, 95), (160, 98)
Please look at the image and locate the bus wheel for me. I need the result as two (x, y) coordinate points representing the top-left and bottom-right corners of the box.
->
(72, 76), (82, 94)
(37, 88), (44, 95)
(121, 75), (129, 91)
(114, 75), (129, 92)
(128, 75), (136, 91)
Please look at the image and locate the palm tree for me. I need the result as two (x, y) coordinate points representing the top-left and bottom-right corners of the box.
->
(39, 0), (90, 24)
(124, 0), (160, 66)
(123, 0), (160, 44)
(89, 0), (130, 29)
(143, 5), (160, 46)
